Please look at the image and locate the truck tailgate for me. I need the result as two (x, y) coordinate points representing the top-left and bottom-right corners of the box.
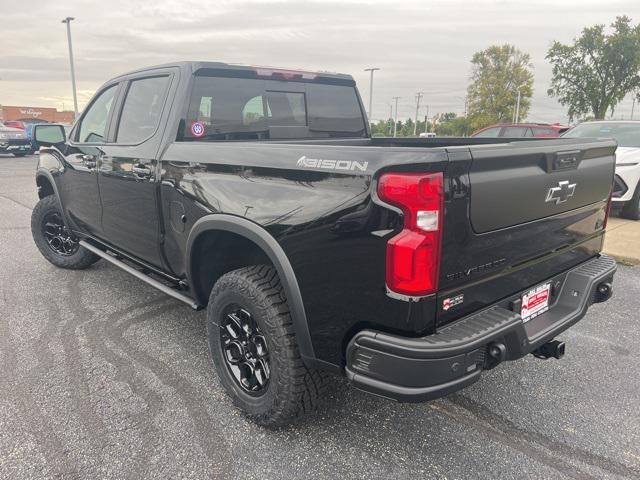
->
(468, 139), (615, 233)
(437, 138), (616, 326)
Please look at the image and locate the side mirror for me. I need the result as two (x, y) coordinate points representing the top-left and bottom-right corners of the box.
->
(33, 124), (66, 148)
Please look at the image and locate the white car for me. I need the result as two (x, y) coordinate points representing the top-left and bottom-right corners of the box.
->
(562, 121), (640, 220)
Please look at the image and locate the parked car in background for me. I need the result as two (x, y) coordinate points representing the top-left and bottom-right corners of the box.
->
(3, 120), (27, 130)
(471, 123), (570, 138)
(562, 120), (640, 220)
(3, 119), (50, 134)
(0, 122), (31, 156)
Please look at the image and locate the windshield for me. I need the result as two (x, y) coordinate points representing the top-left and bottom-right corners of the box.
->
(562, 123), (640, 148)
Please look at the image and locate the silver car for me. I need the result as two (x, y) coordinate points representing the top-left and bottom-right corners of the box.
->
(0, 122), (31, 157)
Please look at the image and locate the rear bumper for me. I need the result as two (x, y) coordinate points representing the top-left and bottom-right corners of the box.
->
(0, 139), (31, 154)
(345, 254), (617, 402)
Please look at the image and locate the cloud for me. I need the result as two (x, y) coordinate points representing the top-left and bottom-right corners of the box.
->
(1, 0), (638, 122)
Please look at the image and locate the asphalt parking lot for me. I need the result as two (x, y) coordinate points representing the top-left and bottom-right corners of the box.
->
(1, 154), (639, 480)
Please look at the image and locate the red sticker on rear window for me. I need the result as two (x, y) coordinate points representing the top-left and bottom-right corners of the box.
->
(191, 121), (205, 137)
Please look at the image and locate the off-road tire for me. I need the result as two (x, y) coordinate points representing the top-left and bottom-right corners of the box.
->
(207, 265), (328, 427)
(622, 183), (640, 220)
(31, 195), (100, 269)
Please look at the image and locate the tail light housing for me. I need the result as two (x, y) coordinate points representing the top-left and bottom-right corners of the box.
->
(377, 172), (444, 297)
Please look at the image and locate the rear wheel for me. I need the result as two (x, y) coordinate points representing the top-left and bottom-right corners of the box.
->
(622, 183), (640, 220)
(207, 265), (328, 427)
(31, 195), (100, 269)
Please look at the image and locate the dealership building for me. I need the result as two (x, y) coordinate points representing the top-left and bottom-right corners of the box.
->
(0, 105), (75, 125)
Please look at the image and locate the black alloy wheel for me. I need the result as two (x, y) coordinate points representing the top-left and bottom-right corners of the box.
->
(42, 211), (79, 256)
(220, 306), (270, 395)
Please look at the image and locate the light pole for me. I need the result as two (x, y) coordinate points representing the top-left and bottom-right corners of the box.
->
(392, 96), (400, 137)
(364, 68), (380, 122)
(413, 92), (423, 136)
(62, 17), (78, 117)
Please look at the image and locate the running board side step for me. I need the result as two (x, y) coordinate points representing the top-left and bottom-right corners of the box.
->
(79, 240), (200, 310)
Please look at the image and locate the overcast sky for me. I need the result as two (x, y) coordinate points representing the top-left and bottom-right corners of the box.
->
(1, 0), (639, 123)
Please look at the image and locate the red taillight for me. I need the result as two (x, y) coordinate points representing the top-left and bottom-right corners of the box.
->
(378, 172), (444, 297)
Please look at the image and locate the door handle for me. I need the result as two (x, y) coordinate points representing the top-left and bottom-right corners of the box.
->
(132, 164), (152, 177)
(81, 154), (96, 168)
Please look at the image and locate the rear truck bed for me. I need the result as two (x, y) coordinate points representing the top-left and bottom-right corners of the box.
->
(343, 137), (617, 401)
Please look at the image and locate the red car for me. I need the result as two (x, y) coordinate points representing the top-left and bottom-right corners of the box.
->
(471, 123), (570, 138)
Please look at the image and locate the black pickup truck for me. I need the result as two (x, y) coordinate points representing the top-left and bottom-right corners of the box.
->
(32, 61), (617, 426)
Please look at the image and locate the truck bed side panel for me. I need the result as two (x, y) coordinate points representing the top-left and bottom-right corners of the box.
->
(160, 142), (447, 365)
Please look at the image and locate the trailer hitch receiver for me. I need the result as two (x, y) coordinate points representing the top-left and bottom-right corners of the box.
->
(532, 340), (565, 360)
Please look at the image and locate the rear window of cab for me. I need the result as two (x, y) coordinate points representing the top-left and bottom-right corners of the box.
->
(181, 75), (366, 141)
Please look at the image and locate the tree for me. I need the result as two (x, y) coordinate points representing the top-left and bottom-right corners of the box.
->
(401, 118), (415, 136)
(434, 113), (473, 137)
(466, 44), (534, 130)
(547, 16), (640, 120)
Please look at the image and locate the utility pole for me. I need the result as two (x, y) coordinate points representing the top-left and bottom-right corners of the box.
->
(62, 17), (78, 117)
(632, 97), (636, 120)
(515, 86), (522, 124)
(364, 68), (380, 122)
(392, 96), (400, 137)
(413, 92), (423, 136)
(424, 105), (430, 133)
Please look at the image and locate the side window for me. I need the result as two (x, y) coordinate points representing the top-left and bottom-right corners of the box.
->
(523, 128), (534, 137)
(502, 126), (528, 137)
(474, 127), (501, 137)
(116, 76), (170, 144)
(77, 85), (117, 143)
(533, 128), (556, 137)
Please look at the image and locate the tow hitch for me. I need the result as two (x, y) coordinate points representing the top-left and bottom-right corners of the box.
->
(532, 340), (566, 360)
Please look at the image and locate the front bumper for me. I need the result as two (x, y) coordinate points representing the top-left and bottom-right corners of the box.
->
(345, 254), (617, 402)
(612, 164), (640, 203)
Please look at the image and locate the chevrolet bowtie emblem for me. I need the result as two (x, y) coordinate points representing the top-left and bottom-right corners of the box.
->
(545, 180), (576, 205)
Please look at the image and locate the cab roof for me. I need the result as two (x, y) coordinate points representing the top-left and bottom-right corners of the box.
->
(113, 61), (354, 84)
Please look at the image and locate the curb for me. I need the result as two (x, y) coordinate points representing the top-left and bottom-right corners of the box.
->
(603, 252), (640, 267)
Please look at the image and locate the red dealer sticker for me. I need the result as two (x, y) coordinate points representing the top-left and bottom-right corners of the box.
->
(443, 294), (464, 311)
(521, 283), (551, 322)
(191, 121), (205, 137)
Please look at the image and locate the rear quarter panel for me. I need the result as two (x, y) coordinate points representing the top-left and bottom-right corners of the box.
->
(160, 141), (447, 365)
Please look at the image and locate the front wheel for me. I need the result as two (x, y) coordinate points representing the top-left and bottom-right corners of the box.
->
(207, 265), (328, 427)
(31, 195), (100, 269)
